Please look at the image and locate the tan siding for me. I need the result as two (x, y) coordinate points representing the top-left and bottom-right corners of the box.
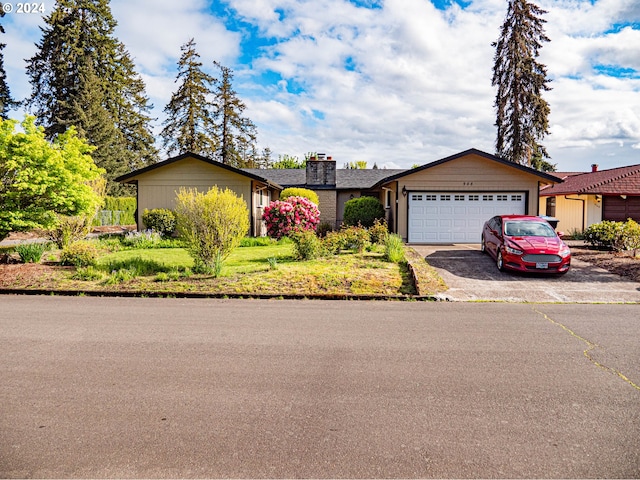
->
(539, 194), (603, 233)
(132, 157), (253, 229)
(391, 154), (545, 241)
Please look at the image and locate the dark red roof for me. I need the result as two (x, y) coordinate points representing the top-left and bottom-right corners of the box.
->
(540, 164), (640, 196)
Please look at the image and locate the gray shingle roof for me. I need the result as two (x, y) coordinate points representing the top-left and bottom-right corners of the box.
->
(243, 168), (406, 190)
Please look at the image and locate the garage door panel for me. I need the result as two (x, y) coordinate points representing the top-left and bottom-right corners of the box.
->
(409, 191), (526, 243)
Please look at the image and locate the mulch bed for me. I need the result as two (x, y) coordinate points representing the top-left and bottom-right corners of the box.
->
(570, 247), (640, 282)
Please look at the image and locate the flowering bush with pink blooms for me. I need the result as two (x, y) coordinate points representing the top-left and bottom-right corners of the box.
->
(262, 196), (320, 239)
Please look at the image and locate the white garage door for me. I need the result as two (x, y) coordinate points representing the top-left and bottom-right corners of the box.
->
(408, 192), (526, 243)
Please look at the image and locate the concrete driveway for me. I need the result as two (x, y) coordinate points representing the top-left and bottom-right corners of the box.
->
(411, 244), (640, 303)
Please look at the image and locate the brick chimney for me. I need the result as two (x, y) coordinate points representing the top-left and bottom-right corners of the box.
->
(306, 153), (336, 187)
(591, 164), (598, 172)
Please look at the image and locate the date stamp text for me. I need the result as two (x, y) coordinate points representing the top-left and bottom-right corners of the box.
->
(2, 3), (46, 14)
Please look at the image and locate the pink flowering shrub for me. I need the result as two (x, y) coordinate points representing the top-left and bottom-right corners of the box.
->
(262, 196), (320, 239)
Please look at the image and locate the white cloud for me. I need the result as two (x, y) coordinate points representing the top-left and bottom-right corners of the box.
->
(2, 0), (640, 171)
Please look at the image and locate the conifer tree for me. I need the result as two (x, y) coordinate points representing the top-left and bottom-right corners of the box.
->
(491, 0), (551, 167)
(161, 39), (217, 157)
(0, 6), (17, 118)
(25, 0), (157, 193)
(212, 61), (257, 167)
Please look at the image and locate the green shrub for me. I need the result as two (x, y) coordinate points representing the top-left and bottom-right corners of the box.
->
(142, 208), (176, 236)
(290, 229), (323, 260)
(47, 214), (91, 248)
(622, 219), (640, 256)
(93, 196), (136, 226)
(368, 218), (389, 244)
(384, 234), (405, 263)
(60, 241), (98, 267)
(343, 196), (385, 228)
(175, 187), (249, 277)
(340, 225), (370, 253)
(584, 221), (625, 250)
(280, 187), (319, 206)
(322, 230), (345, 255)
(16, 242), (49, 263)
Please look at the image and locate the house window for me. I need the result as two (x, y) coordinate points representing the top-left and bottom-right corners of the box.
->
(385, 190), (392, 208)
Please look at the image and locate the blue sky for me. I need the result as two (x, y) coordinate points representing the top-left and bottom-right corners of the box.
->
(2, 0), (640, 171)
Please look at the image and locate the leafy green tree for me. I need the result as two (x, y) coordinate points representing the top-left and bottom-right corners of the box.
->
(0, 5), (16, 119)
(25, 0), (156, 192)
(174, 186), (250, 276)
(0, 116), (105, 240)
(161, 39), (217, 157)
(492, 0), (551, 166)
(212, 61), (257, 167)
(344, 161), (368, 169)
(272, 154), (305, 169)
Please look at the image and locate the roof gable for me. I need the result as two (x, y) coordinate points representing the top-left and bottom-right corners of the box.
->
(115, 152), (282, 189)
(372, 148), (561, 187)
(540, 164), (640, 196)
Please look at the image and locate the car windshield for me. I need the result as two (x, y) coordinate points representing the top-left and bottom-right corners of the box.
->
(504, 221), (556, 237)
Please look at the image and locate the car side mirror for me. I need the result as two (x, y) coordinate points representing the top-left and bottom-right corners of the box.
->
(557, 231), (565, 239)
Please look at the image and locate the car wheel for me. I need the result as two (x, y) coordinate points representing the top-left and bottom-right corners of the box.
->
(480, 234), (486, 254)
(496, 250), (504, 271)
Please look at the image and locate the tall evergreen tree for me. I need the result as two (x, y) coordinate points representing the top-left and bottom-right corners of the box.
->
(25, 0), (157, 193)
(491, 0), (551, 167)
(161, 39), (217, 157)
(212, 61), (257, 167)
(0, 5), (17, 119)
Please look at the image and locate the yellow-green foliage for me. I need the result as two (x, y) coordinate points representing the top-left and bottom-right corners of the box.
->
(174, 187), (249, 276)
(0, 115), (105, 241)
(280, 187), (319, 206)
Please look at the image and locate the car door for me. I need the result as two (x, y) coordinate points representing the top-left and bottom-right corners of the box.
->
(484, 217), (500, 256)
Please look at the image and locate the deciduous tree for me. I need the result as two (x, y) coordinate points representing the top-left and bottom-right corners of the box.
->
(0, 116), (104, 240)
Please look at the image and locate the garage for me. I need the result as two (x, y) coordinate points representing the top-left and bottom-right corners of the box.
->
(408, 191), (526, 243)
(603, 195), (640, 223)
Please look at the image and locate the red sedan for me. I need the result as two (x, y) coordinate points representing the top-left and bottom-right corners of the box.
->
(481, 215), (571, 274)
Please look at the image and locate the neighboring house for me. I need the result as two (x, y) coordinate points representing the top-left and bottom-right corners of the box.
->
(539, 163), (640, 234)
(115, 152), (283, 237)
(117, 148), (560, 244)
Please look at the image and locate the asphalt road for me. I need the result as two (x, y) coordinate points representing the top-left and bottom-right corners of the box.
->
(1, 296), (639, 478)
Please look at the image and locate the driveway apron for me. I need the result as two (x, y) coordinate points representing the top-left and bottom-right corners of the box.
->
(411, 244), (640, 303)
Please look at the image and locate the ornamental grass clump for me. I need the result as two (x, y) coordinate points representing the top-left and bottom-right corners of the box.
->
(175, 187), (249, 277)
(262, 196), (320, 239)
(16, 242), (50, 263)
(384, 234), (405, 263)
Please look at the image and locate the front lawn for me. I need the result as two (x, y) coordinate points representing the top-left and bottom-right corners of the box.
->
(0, 238), (447, 298)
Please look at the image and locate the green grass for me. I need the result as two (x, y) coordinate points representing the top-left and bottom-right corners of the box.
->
(97, 243), (295, 276)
